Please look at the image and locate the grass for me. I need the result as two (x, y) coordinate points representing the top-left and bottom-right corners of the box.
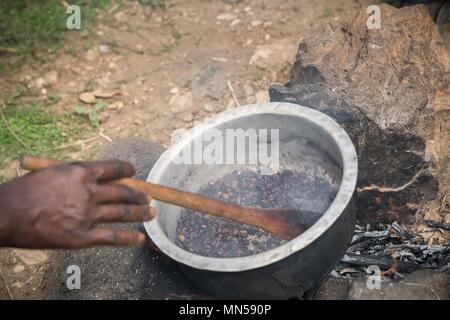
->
(0, 0), (110, 73)
(138, 0), (168, 9)
(0, 1), (112, 169)
(0, 102), (90, 167)
(0, 0), (168, 171)
(74, 102), (107, 128)
(321, 7), (333, 18)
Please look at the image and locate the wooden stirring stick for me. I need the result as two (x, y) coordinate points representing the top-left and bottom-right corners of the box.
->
(20, 156), (306, 240)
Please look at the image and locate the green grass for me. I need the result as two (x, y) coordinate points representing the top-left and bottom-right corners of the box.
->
(321, 7), (333, 18)
(74, 102), (107, 128)
(0, 103), (90, 167)
(138, 0), (168, 8)
(0, 0), (110, 73)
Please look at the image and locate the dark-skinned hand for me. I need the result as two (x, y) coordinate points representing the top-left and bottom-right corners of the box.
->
(0, 160), (155, 249)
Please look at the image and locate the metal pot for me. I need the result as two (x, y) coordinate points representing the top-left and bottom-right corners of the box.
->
(144, 102), (358, 299)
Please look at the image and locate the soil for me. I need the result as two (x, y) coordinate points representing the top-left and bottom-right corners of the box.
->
(0, 0), (447, 299)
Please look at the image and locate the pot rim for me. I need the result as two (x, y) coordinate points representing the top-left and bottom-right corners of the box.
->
(144, 102), (358, 272)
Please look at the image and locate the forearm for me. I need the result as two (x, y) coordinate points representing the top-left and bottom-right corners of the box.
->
(0, 185), (13, 247)
(0, 204), (11, 247)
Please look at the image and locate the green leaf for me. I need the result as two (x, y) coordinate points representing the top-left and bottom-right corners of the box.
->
(88, 111), (98, 128)
(74, 106), (88, 115)
(94, 101), (106, 111)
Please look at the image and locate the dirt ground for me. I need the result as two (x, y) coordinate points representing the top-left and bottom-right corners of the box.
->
(0, 0), (447, 299)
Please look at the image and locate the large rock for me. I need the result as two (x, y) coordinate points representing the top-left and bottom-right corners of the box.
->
(43, 139), (210, 299)
(270, 4), (450, 224)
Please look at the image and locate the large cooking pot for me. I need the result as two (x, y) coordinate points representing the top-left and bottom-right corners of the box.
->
(144, 102), (358, 299)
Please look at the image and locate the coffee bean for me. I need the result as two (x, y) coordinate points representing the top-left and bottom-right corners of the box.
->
(175, 169), (338, 258)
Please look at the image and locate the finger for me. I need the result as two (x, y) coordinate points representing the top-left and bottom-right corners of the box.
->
(83, 228), (146, 247)
(94, 205), (154, 223)
(150, 207), (156, 219)
(76, 160), (135, 181)
(94, 184), (148, 204)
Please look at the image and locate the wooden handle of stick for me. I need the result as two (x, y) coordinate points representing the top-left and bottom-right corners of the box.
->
(20, 156), (297, 239)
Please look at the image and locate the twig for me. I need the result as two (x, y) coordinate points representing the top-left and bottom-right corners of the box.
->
(0, 105), (32, 151)
(212, 57), (227, 63)
(53, 135), (101, 150)
(227, 80), (240, 107)
(60, 1), (69, 8)
(428, 286), (441, 300)
(0, 267), (13, 300)
(107, 3), (120, 14)
(99, 131), (112, 143)
(438, 194), (447, 215)
(423, 220), (450, 231)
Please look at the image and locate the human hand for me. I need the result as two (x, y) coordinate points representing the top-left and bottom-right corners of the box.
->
(0, 160), (155, 249)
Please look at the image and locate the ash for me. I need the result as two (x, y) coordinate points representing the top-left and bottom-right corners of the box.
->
(332, 221), (450, 279)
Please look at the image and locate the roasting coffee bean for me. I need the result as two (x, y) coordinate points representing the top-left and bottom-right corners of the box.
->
(175, 169), (338, 258)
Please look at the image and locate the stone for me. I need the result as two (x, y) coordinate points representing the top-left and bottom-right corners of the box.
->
(114, 11), (128, 23)
(99, 44), (111, 54)
(13, 265), (25, 273)
(203, 103), (214, 112)
(190, 64), (227, 100)
(243, 84), (255, 97)
(170, 87), (179, 95)
(250, 20), (262, 27)
(108, 101), (124, 111)
(183, 113), (194, 122)
(33, 77), (47, 89)
(109, 62), (119, 70)
(44, 70), (58, 85)
(13, 249), (48, 266)
(92, 88), (118, 98)
(269, 5), (450, 225)
(43, 140), (210, 300)
(230, 19), (242, 27)
(135, 44), (144, 54)
(255, 90), (269, 103)
(249, 39), (298, 70)
(78, 92), (97, 104)
(169, 92), (193, 113)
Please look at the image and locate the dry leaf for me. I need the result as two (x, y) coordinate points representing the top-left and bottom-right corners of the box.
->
(78, 92), (97, 104)
(93, 88), (119, 98)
